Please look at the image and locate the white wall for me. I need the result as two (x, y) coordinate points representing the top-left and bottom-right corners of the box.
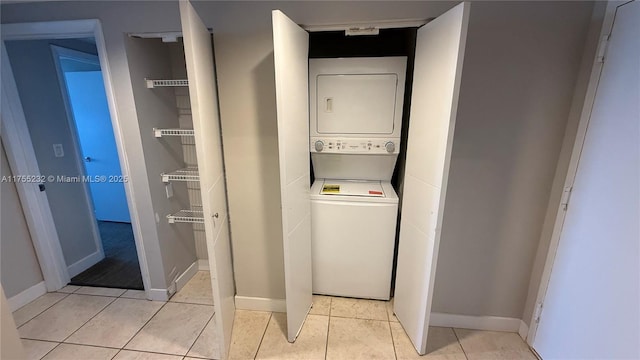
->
(432, 1), (596, 319)
(5, 38), (100, 268)
(0, 1), (601, 319)
(1, 141), (44, 299)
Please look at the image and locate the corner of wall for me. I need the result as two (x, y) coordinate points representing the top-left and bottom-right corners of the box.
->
(520, 1), (608, 327)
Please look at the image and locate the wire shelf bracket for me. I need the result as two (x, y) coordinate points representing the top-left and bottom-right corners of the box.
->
(153, 128), (195, 138)
(145, 79), (189, 88)
(167, 209), (204, 224)
(162, 167), (200, 183)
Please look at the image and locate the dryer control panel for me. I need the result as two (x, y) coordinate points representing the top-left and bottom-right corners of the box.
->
(310, 137), (399, 154)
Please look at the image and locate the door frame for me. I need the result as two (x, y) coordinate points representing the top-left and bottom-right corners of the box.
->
(49, 44), (106, 277)
(0, 19), (152, 294)
(526, 1), (621, 345)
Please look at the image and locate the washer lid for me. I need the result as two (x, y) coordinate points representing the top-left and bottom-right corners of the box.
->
(319, 180), (385, 197)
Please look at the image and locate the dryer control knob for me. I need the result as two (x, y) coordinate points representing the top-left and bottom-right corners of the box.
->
(314, 140), (324, 152)
(385, 141), (396, 153)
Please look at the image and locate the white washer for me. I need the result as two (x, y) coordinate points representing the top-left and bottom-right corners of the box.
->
(311, 179), (398, 300)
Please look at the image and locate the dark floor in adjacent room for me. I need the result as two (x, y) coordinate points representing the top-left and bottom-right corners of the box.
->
(70, 221), (144, 290)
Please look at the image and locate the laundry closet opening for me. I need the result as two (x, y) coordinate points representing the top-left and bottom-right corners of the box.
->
(307, 28), (418, 299)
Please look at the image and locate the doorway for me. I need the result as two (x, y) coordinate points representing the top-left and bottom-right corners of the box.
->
(5, 38), (143, 290)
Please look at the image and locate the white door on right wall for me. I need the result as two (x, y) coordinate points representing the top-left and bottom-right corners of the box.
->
(532, 1), (639, 358)
(393, 2), (470, 355)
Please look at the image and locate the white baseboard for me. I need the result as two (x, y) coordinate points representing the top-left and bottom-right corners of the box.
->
(148, 288), (170, 302)
(198, 259), (209, 271)
(176, 261), (199, 292)
(235, 296), (286, 313)
(67, 250), (104, 278)
(430, 312), (522, 333)
(518, 320), (529, 340)
(8, 281), (47, 312)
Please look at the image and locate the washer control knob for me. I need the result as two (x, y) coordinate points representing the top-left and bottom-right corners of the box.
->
(314, 140), (324, 152)
(385, 141), (396, 153)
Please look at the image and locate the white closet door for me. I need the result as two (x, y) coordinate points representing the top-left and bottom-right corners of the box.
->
(394, 2), (470, 355)
(533, 2), (639, 358)
(180, 1), (235, 358)
(272, 10), (312, 342)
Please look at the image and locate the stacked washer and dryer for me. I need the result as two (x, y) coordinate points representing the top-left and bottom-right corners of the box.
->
(310, 57), (407, 301)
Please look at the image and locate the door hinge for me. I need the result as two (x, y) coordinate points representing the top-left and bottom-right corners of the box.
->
(596, 34), (610, 63)
(534, 301), (543, 323)
(560, 186), (573, 211)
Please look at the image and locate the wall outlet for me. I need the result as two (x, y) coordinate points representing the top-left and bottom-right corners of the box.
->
(165, 183), (174, 198)
(53, 144), (64, 157)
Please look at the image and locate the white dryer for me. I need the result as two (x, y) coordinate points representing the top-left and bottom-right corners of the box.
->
(309, 57), (406, 300)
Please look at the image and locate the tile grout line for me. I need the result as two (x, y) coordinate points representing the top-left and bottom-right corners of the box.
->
(111, 348), (124, 360)
(60, 295), (119, 344)
(329, 314), (390, 322)
(253, 312), (273, 360)
(16, 292), (71, 330)
(118, 276), (212, 357)
(19, 338), (62, 360)
(324, 297), (332, 360)
(385, 298), (390, 322)
(388, 317), (398, 360)
(120, 301), (169, 351)
(117, 348), (196, 358)
(184, 309), (216, 357)
(169, 299), (216, 307)
(452, 327), (470, 360)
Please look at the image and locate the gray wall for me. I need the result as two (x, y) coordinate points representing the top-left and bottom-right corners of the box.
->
(1, 1), (600, 319)
(124, 36), (197, 288)
(5, 39), (100, 267)
(521, 1), (606, 325)
(1, 142), (44, 298)
(214, 31), (286, 300)
(433, 1), (596, 319)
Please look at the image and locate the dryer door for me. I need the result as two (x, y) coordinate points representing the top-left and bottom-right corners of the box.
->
(316, 74), (398, 134)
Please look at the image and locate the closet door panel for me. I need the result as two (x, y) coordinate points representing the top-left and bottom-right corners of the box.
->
(180, 1), (235, 358)
(394, 2), (470, 355)
(272, 9), (312, 342)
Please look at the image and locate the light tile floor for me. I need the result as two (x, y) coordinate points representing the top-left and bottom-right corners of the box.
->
(14, 276), (537, 360)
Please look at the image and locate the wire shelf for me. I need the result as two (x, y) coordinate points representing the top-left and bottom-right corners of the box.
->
(162, 167), (199, 183)
(146, 79), (189, 88)
(167, 209), (204, 224)
(153, 128), (194, 138)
